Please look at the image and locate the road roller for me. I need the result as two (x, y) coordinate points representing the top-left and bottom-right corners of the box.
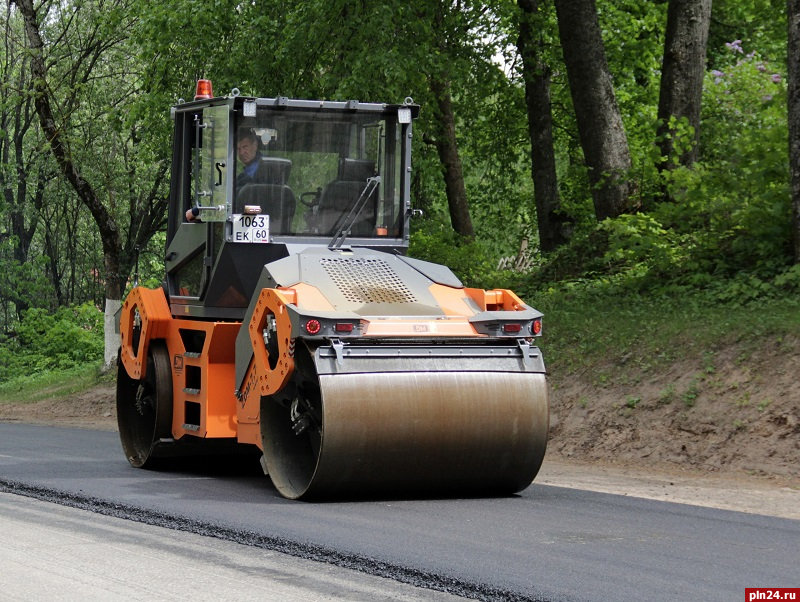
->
(116, 80), (549, 499)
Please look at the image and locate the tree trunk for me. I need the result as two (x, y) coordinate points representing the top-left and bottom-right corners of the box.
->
(43, 229), (65, 307)
(517, 0), (569, 252)
(553, 0), (633, 221)
(429, 0), (474, 240)
(15, 0), (123, 364)
(790, 0), (800, 263)
(430, 74), (475, 239)
(657, 0), (712, 171)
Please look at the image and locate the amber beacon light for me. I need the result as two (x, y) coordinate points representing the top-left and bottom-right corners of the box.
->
(194, 79), (214, 100)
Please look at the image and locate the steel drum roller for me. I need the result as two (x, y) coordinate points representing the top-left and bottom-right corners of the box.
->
(262, 370), (548, 499)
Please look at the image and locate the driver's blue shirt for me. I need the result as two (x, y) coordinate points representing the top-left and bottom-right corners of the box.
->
(243, 158), (260, 178)
(238, 153), (263, 185)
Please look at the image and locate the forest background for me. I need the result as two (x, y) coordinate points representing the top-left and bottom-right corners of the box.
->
(0, 1), (798, 477)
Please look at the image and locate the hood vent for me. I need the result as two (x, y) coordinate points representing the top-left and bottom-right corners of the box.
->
(319, 257), (417, 304)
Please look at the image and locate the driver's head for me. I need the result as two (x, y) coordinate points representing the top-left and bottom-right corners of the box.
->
(237, 130), (259, 166)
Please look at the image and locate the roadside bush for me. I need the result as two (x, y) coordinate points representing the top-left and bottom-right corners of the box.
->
(660, 43), (790, 278)
(0, 303), (104, 381)
(409, 220), (515, 289)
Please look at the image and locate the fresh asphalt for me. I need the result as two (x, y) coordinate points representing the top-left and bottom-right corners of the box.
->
(0, 423), (797, 601)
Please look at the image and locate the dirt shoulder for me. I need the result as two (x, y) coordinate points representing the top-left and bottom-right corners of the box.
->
(540, 332), (800, 519)
(1, 375), (797, 520)
(538, 457), (799, 520)
(0, 383), (119, 432)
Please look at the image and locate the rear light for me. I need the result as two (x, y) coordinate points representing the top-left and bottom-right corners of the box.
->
(194, 79), (213, 100)
(502, 323), (522, 334)
(334, 323), (354, 334)
(531, 319), (542, 335)
(305, 319), (321, 334)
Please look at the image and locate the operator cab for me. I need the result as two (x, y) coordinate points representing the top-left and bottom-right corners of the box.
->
(163, 80), (419, 319)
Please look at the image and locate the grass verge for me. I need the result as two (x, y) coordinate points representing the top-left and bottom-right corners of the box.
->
(0, 363), (112, 405)
(531, 289), (800, 376)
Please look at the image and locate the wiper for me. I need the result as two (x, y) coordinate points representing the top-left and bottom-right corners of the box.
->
(328, 176), (381, 249)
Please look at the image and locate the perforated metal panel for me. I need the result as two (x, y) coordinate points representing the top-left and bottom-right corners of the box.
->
(319, 257), (417, 304)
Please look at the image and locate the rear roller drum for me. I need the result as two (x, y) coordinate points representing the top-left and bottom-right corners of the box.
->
(117, 342), (173, 468)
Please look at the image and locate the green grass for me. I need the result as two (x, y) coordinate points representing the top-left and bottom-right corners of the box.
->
(1, 282), (799, 407)
(528, 288), (800, 376)
(0, 363), (111, 405)
(682, 378), (701, 408)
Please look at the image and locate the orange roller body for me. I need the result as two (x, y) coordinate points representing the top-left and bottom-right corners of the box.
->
(115, 84), (549, 500)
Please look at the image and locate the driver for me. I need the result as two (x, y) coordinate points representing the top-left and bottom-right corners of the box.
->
(186, 128), (265, 221)
(236, 129), (263, 187)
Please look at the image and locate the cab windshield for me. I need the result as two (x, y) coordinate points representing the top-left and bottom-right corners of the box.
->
(233, 108), (402, 239)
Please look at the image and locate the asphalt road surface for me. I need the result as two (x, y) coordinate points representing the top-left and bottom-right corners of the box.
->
(0, 423), (797, 601)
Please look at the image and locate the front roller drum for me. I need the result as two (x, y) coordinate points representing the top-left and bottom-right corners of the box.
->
(261, 371), (548, 499)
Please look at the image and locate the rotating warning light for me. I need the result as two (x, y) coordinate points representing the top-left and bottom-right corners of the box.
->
(305, 319), (321, 334)
(195, 79), (214, 100)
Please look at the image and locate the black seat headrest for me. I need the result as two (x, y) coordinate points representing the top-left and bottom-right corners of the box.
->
(258, 157), (292, 185)
(339, 158), (375, 182)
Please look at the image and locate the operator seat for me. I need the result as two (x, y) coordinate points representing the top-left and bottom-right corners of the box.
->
(317, 158), (377, 237)
(237, 157), (296, 234)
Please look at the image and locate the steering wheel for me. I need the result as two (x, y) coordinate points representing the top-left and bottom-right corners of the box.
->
(300, 187), (322, 208)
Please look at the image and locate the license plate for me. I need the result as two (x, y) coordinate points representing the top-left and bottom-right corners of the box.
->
(232, 214), (269, 243)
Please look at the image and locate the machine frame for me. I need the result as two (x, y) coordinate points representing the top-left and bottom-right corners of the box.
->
(116, 85), (548, 500)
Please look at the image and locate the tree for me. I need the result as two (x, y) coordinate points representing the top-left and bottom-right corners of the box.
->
(656, 0), (713, 172)
(285, 0), (477, 239)
(553, 0), (633, 222)
(137, 0), (482, 240)
(790, 0), (800, 262)
(516, 0), (568, 252)
(0, 7), (51, 318)
(12, 0), (169, 365)
(427, 1), (475, 239)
